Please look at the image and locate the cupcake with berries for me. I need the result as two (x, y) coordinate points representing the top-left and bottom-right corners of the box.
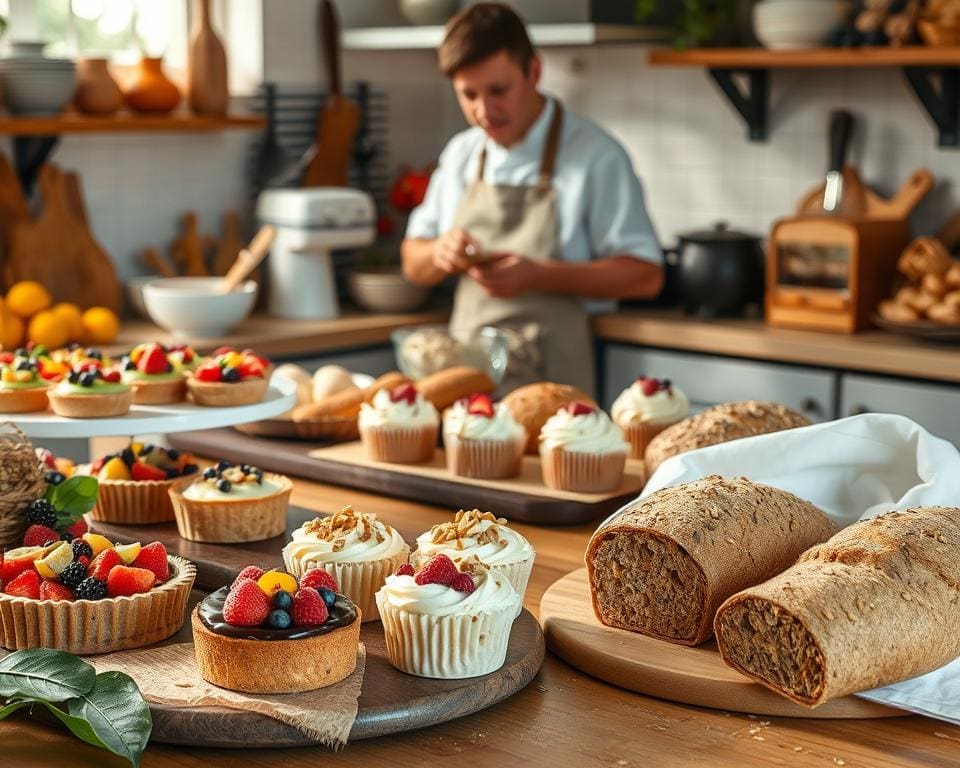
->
(169, 461), (292, 543)
(282, 505), (410, 622)
(539, 402), (628, 493)
(376, 555), (521, 679)
(79, 443), (199, 525)
(611, 376), (690, 460)
(443, 392), (526, 479)
(0, 350), (51, 413)
(187, 347), (270, 407)
(192, 566), (360, 694)
(47, 360), (132, 418)
(120, 342), (187, 405)
(358, 382), (439, 464)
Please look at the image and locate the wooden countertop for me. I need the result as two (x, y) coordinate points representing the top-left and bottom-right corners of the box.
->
(593, 310), (960, 383)
(4, 466), (959, 767)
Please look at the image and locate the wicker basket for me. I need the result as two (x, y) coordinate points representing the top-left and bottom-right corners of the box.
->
(0, 424), (47, 551)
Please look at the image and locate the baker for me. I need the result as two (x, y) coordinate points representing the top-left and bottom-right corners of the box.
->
(401, 2), (663, 396)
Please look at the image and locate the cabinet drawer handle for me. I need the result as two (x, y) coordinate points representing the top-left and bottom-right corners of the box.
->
(849, 404), (870, 416)
(801, 397), (824, 417)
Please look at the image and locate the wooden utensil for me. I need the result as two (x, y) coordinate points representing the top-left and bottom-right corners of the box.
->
(169, 212), (210, 276)
(217, 225), (275, 293)
(142, 246), (176, 278)
(301, 0), (359, 188)
(212, 211), (244, 276)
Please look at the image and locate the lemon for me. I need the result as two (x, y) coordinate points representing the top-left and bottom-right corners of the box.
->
(35, 541), (74, 579)
(6, 281), (52, 318)
(99, 456), (131, 481)
(114, 542), (142, 565)
(50, 302), (84, 341)
(27, 310), (71, 350)
(257, 570), (298, 596)
(81, 306), (120, 345)
(82, 532), (114, 557)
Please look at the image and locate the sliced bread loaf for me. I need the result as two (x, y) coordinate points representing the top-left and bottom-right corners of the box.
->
(644, 400), (810, 475)
(714, 507), (960, 707)
(585, 475), (836, 646)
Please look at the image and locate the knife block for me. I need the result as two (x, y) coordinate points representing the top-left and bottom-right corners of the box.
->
(766, 216), (909, 333)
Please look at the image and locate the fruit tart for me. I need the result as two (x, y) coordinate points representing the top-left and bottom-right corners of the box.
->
(192, 566), (360, 694)
(120, 342), (187, 404)
(78, 443), (199, 525)
(169, 461), (292, 543)
(0, 535), (195, 654)
(186, 347), (270, 407)
(442, 392), (526, 479)
(0, 351), (51, 413)
(47, 362), (132, 418)
(167, 343), (199, 372)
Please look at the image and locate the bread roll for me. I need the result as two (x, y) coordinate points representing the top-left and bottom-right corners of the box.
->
(273, 364), (312, 406)
(644, 401), (810, 475)
(586, 476), (836, 646)
(878, 299), (919, 323)
(715, 507), (960, 707)
(502, 382), (594, 455)
(415, 366), (494, 412)
(312, 365), (355, 402)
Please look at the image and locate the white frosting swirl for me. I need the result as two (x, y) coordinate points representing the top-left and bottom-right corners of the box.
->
(182, 478), (281, 500)
(283, 510), (407, 564)
(377, 568), (519, 616)
(359, 387), (439, 429)
(414, 515), (533, 566)
(442, 400), (525, 442)
(539, 407), (628, 455)
(611, 381), (689, 426)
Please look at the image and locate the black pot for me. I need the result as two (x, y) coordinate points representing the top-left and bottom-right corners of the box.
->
(675, 222), (765, 317)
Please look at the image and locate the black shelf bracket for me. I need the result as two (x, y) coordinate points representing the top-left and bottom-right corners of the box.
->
(708, 68), (768, 142)
(12, 135), (60, 194)
(903, 66), (959, 148)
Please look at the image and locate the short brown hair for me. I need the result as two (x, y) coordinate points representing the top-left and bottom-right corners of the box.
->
(438, 3), (535, 77)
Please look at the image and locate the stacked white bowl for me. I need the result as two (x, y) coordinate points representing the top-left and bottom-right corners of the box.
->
(753, 0), (853, 49)
(0, 40), (76, 115)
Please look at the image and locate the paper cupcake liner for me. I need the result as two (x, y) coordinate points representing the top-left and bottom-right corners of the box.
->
(540, 447), (626, 493)
(621, 420), (676, 461)
(410, 551), (533, 617)
(129, 376), (187, 405)
(187, 376), (269, 407)
(0, 556), (196, 655)
(169, 474), (292, 543)
(359, 423), (438, 464)
(444, 434), (526, 479)
(376, 595), (518, 679)
(90, 477), (183, 524)
(0, 387), (49, 413)
(283, 545), (410, 623)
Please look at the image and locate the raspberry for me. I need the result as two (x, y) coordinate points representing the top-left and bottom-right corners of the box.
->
(414, 554), (459, 587)
(222, 580), (270, 626)
(299, 569), (338, 593)
(23, 524), (60, 548)
(565, 400), (595, 417)
(639, 377), (660, 397)
(39, 581), (75, 601)
(132, 542), (169, 583)
(231, 565), (265, 590)
(395, 563), (415, 577)
(64, 518), (88, 539)
(106, 566), (156, 598)
(389, 382), (417, 405)
(88, 548), (123, 582)
(450, 572), (475, 594)
(4, 569), (40, 599)
(291, 588), (329, 627)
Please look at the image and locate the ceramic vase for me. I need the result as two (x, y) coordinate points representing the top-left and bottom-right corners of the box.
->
(124, 57), (181, 114)
(187, 0), (228, 116)
(74, 57), (123, 115)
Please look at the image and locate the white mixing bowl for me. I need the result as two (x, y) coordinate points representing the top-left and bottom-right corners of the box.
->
(142, 277), (257, 338)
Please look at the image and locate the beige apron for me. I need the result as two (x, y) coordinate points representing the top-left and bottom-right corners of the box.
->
(449, 101), (595, 396)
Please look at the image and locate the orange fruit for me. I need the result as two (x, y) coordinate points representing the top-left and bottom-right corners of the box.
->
(0, 303), (24, 351)
(6, 281), (52, 318)
(81, 306), (120, 345)
(27, 310), (71, 349)
(50, 302), (84, 341)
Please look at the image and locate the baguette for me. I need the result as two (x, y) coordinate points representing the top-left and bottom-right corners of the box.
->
(644, 400), (810, 475)
(415, 366), (494, 412)
(586, 475), (836, 646)
(291, 386), (362, 421)
(714, 507), (960, 707)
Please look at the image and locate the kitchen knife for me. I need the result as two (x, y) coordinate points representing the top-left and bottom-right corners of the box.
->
(823, 110), (854, 213)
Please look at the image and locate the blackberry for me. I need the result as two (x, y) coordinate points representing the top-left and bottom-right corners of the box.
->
(74, 577), (108, 601)
(59, 531), (74, 542)
(216, 479), (232, 493)
(166, 449), (180, 460)
(59, 561), (88, 589)
(124, 360), (136, 371)
(25, 499), (57, 527)
(71, 540), (93, 560)
(120, 448), (136, 466)
(165, 468), (179, 480)
(68, 371), (80, 384)
(79, 372), (96, 387)
(182, 463), (199, 476)
(221, 366), (240, 382)
(44, 471), (65, 485)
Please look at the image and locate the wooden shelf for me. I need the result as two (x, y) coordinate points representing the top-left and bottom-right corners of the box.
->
(0, 112), (265, 136)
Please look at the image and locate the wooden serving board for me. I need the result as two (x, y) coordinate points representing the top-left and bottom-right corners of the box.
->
(168, 428), (646, 526)
(540, 568), (906, 720)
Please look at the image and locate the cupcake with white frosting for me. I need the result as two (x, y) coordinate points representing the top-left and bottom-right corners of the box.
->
(359, 382), (439, 464)
(539, 401), (628, 493)
(611, 376), (690, 460)
(412, 509), (534, 612)
(376, 555), (521, 678)
(283, 505), (410, 622)
(443, 393), (527, 478)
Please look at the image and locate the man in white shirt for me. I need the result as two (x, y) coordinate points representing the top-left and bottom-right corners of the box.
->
(402, 2), (663, 395)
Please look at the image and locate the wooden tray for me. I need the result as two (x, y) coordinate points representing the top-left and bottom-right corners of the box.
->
(168, 428), (646, 526)
(539, 568), (906, 720)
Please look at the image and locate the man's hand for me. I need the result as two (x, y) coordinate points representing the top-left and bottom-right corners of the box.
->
(468, 252), (542, 298)
(432, 228), (477, 275)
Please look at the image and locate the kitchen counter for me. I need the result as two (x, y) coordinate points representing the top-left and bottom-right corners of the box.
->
(4, 467), (958, 768)
(593, 309), (960, 384)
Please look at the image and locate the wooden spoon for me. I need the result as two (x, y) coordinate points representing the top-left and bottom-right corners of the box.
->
(217, 225), (276, 294)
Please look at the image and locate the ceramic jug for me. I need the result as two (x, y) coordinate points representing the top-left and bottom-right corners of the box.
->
(74, 57), (123, 115)
(124, 57), (181, 114)
(187, 0), (228, 116)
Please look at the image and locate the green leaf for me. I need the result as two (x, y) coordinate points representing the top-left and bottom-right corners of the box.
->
(0, 698), (31, 719)
(2, 697), (114, 751)
(0, 649), (95, 701)
(67, 671), (152, 768)
(47, 475), (99, 523)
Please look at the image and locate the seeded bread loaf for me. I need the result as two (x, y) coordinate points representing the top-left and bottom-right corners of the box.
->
(714, 506), (960, 707)
(586, 475), (836, 646)
(644, 400), (810, 475)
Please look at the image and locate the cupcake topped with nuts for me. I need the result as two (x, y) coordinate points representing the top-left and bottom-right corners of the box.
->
(183, 461), (280, 500)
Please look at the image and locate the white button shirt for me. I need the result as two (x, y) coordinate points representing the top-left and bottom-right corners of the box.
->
(406, 95), (662, 267)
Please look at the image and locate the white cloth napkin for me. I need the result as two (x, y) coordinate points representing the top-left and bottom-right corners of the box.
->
(633, 413), (960, 723)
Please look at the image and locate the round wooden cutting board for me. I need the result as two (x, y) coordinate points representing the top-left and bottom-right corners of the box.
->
(540, 568), (906, 719)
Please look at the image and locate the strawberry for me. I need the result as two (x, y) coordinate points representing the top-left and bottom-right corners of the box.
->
(64, 518), (88, 539)
(237, 360), (265, 380)
(40, 581), (75, 602)
(389, 382), (417, 405)
(131, 462), (167, 482)
(0, 547), (46, 582)
(466, 392), (494, 417)
(414, 554), (459, 587)
(395, 563), (415, 577)
(450, 572), (475, 594)
(132, 542), (169, 582)
(23, 524), (60, 547)
(230, 565), (264, 590)
(565, 400), (595, 417)
(291, 588), (328, 627)
(101, 368), (122, 384)
(106, 566), (156, 597)
(241, 350), (270, 369)
(639, 377), (660, 397)
(0, 352), (13, 365)
(88, 548), (123, 582)
(138, 344), (170, 375)
(300, 569), (338, 593)
(222, 579), (270, 626)
(213, 346), (236, 357)
(4, 569), (40, 599)
(194, 363), (222, 383)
